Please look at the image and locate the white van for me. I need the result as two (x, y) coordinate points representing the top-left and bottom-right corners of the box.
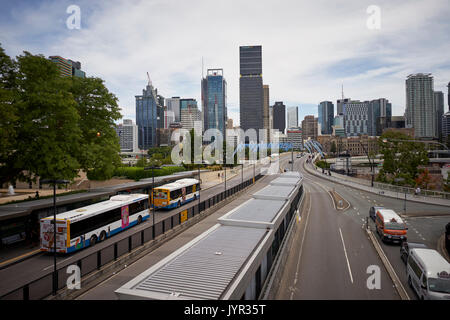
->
(406, 248), (450, 300)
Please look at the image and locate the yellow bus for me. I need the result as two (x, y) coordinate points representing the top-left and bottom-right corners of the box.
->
(152, 178), (200, 209)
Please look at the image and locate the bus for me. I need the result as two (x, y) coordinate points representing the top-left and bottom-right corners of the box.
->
(40, 194), (149, 253)
(152, 178), (200, 209)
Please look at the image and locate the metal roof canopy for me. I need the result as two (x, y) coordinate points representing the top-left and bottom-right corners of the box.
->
(115, 224), (272, 300)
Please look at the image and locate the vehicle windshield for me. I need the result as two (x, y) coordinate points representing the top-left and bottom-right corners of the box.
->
(384, 222), (406, 230)
(153, 190), (167, 199)
(428, 277), (450, 294)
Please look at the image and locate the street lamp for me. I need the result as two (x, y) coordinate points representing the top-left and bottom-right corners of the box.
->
(40, 178), (70, 296)
(144, 166), (161, 237)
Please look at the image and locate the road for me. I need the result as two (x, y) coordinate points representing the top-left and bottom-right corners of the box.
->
(277, 157), (399, 299)
(277, 155), (450, 300)
(0, 155), (288, 298)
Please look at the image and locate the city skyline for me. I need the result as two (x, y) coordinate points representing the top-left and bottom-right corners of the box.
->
(1, 0), (449, 126)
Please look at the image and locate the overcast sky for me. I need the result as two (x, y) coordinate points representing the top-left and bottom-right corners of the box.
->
(1, 0), (449, 126)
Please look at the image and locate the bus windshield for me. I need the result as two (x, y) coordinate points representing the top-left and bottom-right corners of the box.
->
(428, 277), (450, 294)
(153, 190), (168, 199)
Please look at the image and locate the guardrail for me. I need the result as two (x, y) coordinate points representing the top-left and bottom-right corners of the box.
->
(0, 174), (263, 300)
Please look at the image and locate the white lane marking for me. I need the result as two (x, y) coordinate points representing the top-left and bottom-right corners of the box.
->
(339, 227), (354, 284)
(290, 186), (312, 300)
(43, 257), (73, 271)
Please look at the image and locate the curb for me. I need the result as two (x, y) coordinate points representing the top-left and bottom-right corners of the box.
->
(0, 249), (42, 271)
(437, 233), (450, 263)
(365, 227), (410, 300)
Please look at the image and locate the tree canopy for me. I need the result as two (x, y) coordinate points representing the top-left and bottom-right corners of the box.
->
(0, 44), (122, 185)
(376, 131), (429, 187)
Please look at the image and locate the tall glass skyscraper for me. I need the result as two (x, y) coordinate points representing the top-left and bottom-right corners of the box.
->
(318, 101), (334, 134)
(405, 73), (435, 138)
(201, 69), (227, 137)
(239, 45), (263, 140)
(368, 98), (392, 136)
(136, 83), (159, 150)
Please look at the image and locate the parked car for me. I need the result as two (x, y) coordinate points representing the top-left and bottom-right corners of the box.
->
(400, 241), (428, 264)
(369, 206), (384, 221)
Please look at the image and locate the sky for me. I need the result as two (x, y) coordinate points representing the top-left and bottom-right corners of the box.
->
(1, 0), (450, 126)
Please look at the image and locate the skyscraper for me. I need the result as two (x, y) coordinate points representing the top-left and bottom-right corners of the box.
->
(318, 101), (334, 134)
(239, 45), (263, 139)
(115, 119), (139, 152)
(263, 85), (270, 141)
(201, 69), (227, 137)
(343, 100), (369, 136)
(273, 102), (286, 134)
(287, 106), (299, 129)
(302, 115), (318, 140)
(180, 101), (202, 133)
(368, 98), (392, 136)
(136, 82), (159, 150)
(166, 97), (181, 122)
(434, 91), (444, 140)
(337, 98), (350, 115)
(405, 73), (435, 138)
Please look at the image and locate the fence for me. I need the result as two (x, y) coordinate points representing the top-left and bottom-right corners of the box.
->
(0, 174), (262, 300)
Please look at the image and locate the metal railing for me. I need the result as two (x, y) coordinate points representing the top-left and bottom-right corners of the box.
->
(0, 174), (263, 300)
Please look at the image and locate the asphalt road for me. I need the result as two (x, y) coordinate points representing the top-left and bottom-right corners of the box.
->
(277, 157), (399, 299)
(0, 155), (289, 298)
(289, 156), (450, 300)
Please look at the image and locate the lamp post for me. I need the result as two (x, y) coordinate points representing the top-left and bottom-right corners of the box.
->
(144, 166), (161, 237)
(40, 179), (70, 296)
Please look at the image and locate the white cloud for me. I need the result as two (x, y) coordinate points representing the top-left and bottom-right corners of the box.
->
(1, 0), (449, 125)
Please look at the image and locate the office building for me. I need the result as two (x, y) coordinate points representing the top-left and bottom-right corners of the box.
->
(434, 91), (444, 140)
(164, 109), (175, 129)
(343, 100), (369, 136)
(405, 73), (436, 138)
(443, 111), (450, 145)
(318, 101), (334, 135)
(201, 69), (227, 137)
(337, 98), (350, 115)
(180, 101), (202, 133)
(287, 106), (299, 129)
(273, 102), (286, 134)
(115, 119), (139, 152)
(390, 116), (406, 128)
(49, 55), (85, 78)
(239, 45), (264, 138)
(166, 97), (181, 122)
(226, 118), (234, 130)
(263, 85), (270, 142)
(368, 98), (392, 136)
(302, 115), (318, 140)
(136, 82), (159, 150)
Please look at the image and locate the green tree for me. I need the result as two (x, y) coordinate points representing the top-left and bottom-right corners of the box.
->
(69, 76), (122, 180)
(0, 45), (19, 183)
(377, 131), (429, 186)
(4, 52), (81, 184)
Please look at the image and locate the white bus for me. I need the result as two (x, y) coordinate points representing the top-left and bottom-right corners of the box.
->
(40, 194), (149, 253)
(407, 248), (450, 300)
(152, 178), (200, 209)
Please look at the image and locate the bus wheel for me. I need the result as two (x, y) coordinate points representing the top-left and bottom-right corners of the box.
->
(408, 276), (413, 288)
(194, 194), (197, 201)
(99, 231), (106, 242)
(137, 216), (142, 225)
(90, 235), (97, 247)
(177, 201), (181, 208)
